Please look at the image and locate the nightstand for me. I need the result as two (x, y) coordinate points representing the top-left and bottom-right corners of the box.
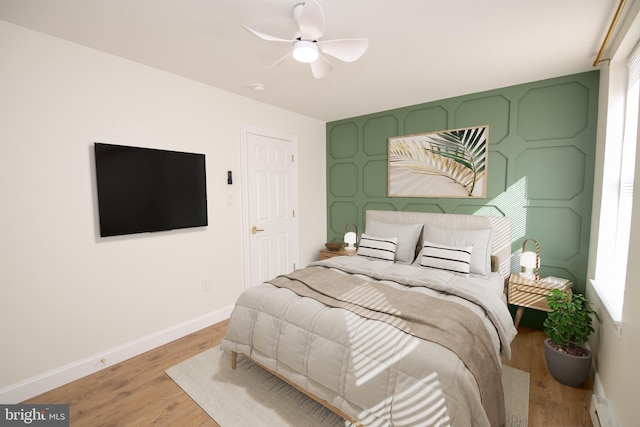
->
(508, 273), (573, 327)
(320, 247), (357, 260)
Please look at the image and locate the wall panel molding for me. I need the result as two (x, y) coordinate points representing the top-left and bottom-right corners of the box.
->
(326, 71), (599, 316)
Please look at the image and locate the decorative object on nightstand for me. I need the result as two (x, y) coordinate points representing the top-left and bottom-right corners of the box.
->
(543, 288), (600, 387)
(508, 239), (573, 327)
(343, 223), (358, 253)
(325, 242), (343, 251)
(519, 238), (540, 280)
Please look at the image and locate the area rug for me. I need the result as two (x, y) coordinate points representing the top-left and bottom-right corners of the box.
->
(166, 346), (529, 427)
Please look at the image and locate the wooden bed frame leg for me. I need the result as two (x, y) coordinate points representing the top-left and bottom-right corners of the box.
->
(231, 351), (237, 369)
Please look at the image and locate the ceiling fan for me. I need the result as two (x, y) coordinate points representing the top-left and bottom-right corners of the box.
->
(243, 0), (369, 79)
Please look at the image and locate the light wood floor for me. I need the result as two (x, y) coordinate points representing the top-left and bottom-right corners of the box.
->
(24, 321), (592, 426)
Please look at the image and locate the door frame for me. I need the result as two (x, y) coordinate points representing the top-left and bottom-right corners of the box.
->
(240, 124), (299, 290)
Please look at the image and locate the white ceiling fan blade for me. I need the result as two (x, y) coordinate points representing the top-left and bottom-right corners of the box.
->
(271, 51), (292, 68)
(310, 55), (333, 79)
(243, 25), (292, 43)
(317, 38), (369, 62)
(296, 0), (325, 41)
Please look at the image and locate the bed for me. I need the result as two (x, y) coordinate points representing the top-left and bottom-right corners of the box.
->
(220, 210), (517, 427)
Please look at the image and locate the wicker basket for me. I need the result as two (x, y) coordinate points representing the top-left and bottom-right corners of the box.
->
(325, 242), (343, 251)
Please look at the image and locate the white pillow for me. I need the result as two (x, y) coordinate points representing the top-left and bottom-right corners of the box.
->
(365, 219), (422, 264)
(357, 233), (398, 262)
(419, 240), (472, 276)
(420, 225), (493, 277)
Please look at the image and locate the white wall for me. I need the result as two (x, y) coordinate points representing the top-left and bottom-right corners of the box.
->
(587, 5), (640, 426)
(0, 20), (326, 397)
(590, 186), (640, 427)
(590, 83), (640, 424)
(589, 68), (640, 427)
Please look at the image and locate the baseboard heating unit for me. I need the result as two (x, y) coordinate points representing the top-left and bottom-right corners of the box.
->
(590, 394), (618, 427)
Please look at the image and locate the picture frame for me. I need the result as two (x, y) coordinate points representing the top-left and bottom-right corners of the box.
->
(388, 125), (488, 198)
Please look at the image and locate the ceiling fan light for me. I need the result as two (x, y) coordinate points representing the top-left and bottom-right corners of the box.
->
(292, 40), (319, 63)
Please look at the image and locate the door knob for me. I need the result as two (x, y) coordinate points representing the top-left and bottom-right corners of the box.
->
(251, 226), (264, 234)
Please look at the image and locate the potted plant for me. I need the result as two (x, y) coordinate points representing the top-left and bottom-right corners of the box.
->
(543, 288), (601, 387)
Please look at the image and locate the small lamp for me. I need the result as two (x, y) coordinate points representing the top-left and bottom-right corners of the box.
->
(520, 239), (540, 280)
(344, 223), (358, 252)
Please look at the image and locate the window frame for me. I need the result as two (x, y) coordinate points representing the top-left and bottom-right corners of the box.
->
(591, 42), (639, 334)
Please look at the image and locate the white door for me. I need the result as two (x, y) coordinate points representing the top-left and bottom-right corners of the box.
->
(242, 126), (298, 289)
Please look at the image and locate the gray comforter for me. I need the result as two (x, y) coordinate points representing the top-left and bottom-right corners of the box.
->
(220, 256), (517, 427)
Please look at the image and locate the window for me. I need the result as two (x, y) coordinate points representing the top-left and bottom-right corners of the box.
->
(592, 42), (639, 330)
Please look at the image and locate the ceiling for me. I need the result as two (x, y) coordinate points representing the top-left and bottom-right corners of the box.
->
(0, 0), (619, 122)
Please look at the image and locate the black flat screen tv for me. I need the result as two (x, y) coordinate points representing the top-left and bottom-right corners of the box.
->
(94, 143), (208, 237)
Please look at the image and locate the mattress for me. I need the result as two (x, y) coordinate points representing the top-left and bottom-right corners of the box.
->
(221, 256), (516, 427)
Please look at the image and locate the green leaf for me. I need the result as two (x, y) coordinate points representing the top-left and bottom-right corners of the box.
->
(389, 127), (487, 196)
(544, 289), (600, 347)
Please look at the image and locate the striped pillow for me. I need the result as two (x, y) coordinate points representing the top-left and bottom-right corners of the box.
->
(357, 234), (398, 262)
(420, 240), (472, 276)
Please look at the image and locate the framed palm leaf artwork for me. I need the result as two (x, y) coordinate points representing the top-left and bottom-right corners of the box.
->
(388, 126), (488, 198)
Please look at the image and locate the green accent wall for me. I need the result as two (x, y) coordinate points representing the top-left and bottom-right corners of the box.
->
(326, 71), (599, 326)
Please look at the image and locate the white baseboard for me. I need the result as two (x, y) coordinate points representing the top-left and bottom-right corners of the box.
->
(593, 371), (606, 398)
(0, 306), (233, 404)
(591, 372), (619, 427)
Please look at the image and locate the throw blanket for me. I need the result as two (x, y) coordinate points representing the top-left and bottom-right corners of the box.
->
(314, 256), (516, 359)
(268, 266), (505, 427)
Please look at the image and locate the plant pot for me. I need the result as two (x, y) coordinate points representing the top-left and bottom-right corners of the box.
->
(544, 338), (592, 387)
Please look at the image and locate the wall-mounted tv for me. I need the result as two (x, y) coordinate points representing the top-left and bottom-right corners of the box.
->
(94, 143), (208, 237)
